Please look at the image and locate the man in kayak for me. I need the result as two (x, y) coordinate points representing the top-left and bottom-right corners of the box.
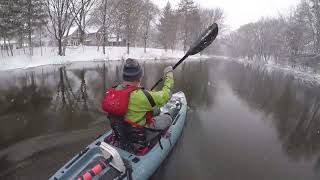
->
(122, 58), (174, 130)
(102, 58), (174, 131)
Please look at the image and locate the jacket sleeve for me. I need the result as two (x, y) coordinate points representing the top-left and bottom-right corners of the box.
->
(149, 73), (174, 107)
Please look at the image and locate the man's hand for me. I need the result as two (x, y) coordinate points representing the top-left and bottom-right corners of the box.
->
(163, 66), (173, 77)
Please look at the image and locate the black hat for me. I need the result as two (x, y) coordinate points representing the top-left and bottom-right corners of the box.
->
(122, 58), (143, 82)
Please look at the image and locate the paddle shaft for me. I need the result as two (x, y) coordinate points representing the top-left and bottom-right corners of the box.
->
(150, 54), (189, 90)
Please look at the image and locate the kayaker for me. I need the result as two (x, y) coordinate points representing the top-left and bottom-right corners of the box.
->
(102, 58), (174, 131)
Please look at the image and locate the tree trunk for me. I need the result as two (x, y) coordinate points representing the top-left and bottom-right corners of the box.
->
(144, 37), (147, 53)
(126, 23), (130, 54)
(316, 1), (320, 54)
(40, 26), (43, 56)
(103, 33), (106, 54)
(116, 33), (120, 43)
(102, 0), (107, 55)
(183, 13), (188, 52)
(103, 63), (106, 95)
(79, 28), (85, 44)
(4, 37), (9, 56)
(127, 42), (130, 54)
(62, 41), (66, 56)
(58, 39), (63, 56)
(28, 0), (33, 56)
(8, 40), (13, 56)
(97, 37), (100, 51)
(19, 33), (23, 50)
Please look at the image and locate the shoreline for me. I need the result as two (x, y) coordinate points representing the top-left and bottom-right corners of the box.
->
(0, 46), (209, 71)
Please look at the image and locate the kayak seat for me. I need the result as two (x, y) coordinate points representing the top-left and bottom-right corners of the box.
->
(106, 115), (163, 156)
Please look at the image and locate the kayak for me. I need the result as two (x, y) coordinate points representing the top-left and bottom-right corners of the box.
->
(49, 91), (187, 180)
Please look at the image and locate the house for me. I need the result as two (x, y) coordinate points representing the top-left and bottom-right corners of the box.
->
(65, 26), (81, 46)
(65, 25), (126, 47)
(0, 39), (17, 51)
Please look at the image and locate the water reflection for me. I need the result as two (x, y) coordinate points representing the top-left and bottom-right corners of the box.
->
(226, 62), (320, 161)
(0, 72), (52, 149)
(0, 60), (212, 178)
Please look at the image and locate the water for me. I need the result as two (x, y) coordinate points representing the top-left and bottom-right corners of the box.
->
(0, 59), (320, 180)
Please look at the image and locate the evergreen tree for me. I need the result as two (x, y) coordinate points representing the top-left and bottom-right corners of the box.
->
(177, 0), (201, 51)
(157, 2), (177, 51)
(0, 0), (24, 56)
(20, 0), (48, 55)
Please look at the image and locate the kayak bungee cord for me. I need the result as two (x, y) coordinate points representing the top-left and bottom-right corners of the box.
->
(77, 156), (113, 180)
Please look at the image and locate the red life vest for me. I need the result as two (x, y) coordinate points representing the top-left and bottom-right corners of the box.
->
(101, 85), (154, 127)
(102, 85), (137, 116)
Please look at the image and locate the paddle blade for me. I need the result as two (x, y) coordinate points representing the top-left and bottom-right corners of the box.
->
(186, 23), (219, 56)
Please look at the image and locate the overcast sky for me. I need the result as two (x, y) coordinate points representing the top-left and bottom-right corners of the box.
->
(152, 0), (301, 30)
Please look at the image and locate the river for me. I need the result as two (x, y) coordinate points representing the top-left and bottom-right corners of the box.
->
(0, 58), (320, 180)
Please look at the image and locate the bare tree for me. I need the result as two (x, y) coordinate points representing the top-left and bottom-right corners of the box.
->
(304, 0), (320, 54)
(177, 0), (201, 52)
(140, 0), (158, 53)
(224, 0), (320, 63)
(90, 0), (119, 54)
(45, 0), (79, 56)
(309, 0), (320, 53)
(199, 7), (225, 55)
(71, 0), (96, 45)
(199, 8), (225, 32)
(101, 0), (108, 54)
(121, 0), (144, 54)
(27, 0), (33, 55)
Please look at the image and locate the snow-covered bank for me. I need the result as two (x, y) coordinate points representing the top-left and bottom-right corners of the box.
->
(0, 46), (207, 71)
(229, 57), (320, 86)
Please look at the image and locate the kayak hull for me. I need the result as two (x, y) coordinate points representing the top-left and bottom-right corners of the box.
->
(50, 92), (187, 180)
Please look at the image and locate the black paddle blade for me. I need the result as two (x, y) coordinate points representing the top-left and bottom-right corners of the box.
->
(186, 23), (219, 56)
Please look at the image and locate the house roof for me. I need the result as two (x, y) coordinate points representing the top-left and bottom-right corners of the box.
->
(65, 25), (125, 42)
(86, 25), (100, 34)
(68, 26), (79, 36)
(67, 25), (100, 36)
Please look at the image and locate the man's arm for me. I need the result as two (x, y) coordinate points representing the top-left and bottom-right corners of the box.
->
(149, 67), (174, 107)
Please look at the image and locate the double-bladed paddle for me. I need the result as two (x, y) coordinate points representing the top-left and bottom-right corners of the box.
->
(151, 23), (219, 90)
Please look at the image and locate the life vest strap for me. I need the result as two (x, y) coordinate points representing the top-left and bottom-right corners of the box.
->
(141, 89), (156, 107)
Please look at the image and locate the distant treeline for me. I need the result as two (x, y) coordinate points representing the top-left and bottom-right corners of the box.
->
(224, 0), (320, 62)
(0, 0), (225, 56)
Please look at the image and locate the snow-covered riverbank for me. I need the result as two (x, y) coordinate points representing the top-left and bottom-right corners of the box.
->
(229, 57), (320, 86)
(0, 46), (207, 71)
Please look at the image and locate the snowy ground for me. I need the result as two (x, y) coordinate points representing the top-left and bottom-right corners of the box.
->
(4, 46), (319, 87)
(0, 46), (207, 71)
(229, 57), (320, 86)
